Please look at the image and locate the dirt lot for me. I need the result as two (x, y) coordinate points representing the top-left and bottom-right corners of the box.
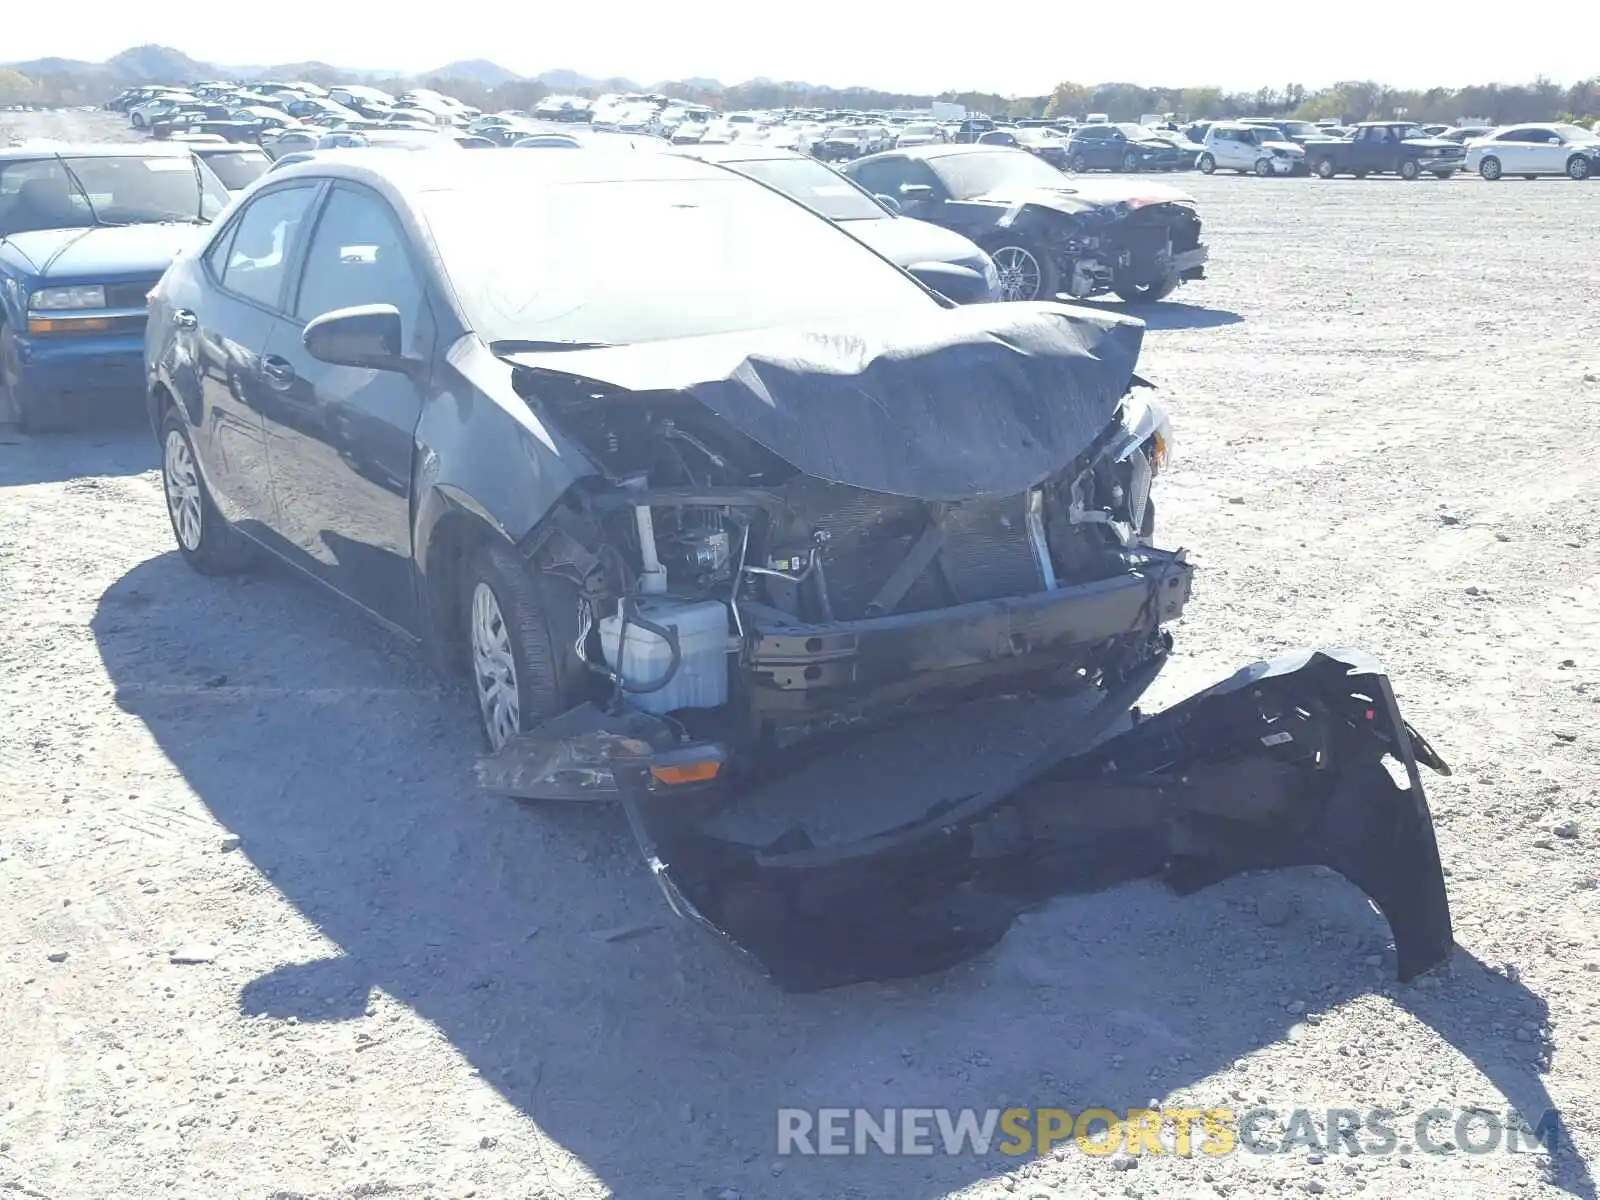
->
(2, 109), (1599, 1200)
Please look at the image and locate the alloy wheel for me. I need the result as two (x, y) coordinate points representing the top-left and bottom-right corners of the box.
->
(471, 581), (521, 751)
(162, 429), (204, 552)
(991, 246), (1043, 301)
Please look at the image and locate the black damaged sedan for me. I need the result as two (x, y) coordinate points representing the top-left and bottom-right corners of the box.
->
(145, 149), (1458, 993)
(842, 144), (1208, 303)
(147, 147), (1182, 773)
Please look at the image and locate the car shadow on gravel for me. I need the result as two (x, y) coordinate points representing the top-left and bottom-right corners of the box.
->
(0, 425), (155, 487)
(93, 552), (1593, 1200)
(1092, 300), (1245, 332)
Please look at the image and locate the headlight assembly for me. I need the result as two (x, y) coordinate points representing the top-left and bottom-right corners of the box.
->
(29, 284), (107, 311)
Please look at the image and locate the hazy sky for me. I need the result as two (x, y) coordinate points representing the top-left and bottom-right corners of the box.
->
(7, 1), (1596, 95)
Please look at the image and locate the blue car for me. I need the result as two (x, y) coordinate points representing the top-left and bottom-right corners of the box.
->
(0, 143), (230, 431)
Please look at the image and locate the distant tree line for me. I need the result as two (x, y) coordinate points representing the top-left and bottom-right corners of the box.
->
(2, 64), (1596, 129)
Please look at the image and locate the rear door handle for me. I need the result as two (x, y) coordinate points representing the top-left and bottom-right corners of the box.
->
(172, 309), (197, 329)
(261, 355), (296, 389)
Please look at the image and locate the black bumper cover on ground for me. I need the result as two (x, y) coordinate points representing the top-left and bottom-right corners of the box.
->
(615, 647), (1455, 992)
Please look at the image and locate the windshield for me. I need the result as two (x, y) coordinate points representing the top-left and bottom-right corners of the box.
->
(728, 157), (885, 220)
(927, 149), (1069, 199)
(901, 124), (938, 136)
(0, 154), (227, 236)
(422, 176), (933, 347)
(200, 150), (269, 189)
(1115, 124), (1149, 139)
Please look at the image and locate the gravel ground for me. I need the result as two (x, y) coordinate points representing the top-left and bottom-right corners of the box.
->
(2, 109), (1599, 1200)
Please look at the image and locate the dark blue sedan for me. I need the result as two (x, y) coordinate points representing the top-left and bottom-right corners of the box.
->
(0, 143), (229, 430)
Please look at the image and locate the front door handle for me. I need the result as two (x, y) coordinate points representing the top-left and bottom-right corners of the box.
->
(261, 355), (296, 390)
(172, 309), (197, 329)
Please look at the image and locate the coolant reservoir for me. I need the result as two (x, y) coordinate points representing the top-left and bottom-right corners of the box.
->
(599, 598), (731, 715)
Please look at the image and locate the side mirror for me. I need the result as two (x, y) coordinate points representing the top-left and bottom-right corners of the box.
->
(303, 304), (407, 372)
(899, 183), (935, 203)
(906, 261), (994, 305)
(873, 193), (903, 215)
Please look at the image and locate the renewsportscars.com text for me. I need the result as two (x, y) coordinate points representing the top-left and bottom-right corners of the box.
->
(776, 1106), (1567, 1158)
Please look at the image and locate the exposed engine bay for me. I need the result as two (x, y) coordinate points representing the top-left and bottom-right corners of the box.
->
(1031, 198), (1208, 300)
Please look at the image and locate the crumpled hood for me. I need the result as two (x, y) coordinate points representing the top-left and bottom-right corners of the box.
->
(505, 300), (1146, 502)
(967, 178), (1196, 216)
(0, 223), (204, 281)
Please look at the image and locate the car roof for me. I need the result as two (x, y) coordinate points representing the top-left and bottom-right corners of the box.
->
(885, 143), (1024, 161)
(0, 142), (199, 163)
(266, 145), (734, 198)
(675, 143), (807, 164)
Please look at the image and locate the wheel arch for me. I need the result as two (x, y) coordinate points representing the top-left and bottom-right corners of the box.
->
(416, 493), (513, 675)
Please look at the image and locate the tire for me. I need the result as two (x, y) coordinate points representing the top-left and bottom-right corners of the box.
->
(1197, 153), (1215, 174)
(1069, 152), (1087, 173)
(1398, 158), (1420, 180)
(1121, 151), (1140, 172)
(1254, 157), (1273, 177)
(462, 540), (568, 753)
(1313, 156), (1337, 179)
(987, 240), (1059, 302)
(159, 411), (253, 575)
(1567, 155), (1592, 180)
(131, 112), (146, 128)
(1114, 277), (1179, 304)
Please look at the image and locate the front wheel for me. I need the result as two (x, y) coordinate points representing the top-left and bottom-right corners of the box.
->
(463, 541), (570, 753)
(1478, 156), (1502, 180)
(1568, 155), (1592, 180)
(160, 412), (253, 575)
(1313, 157), (1337, 179)
(1254, 157), (1273, 177)
(1069, 152), (1087, 173)
(1398, 158), (1421, 180)
(131, 113), (146, 128)
(987, 241), (1059, 302)
(1114, 277), (1179, 304)
(1197, 153), (1215, 174)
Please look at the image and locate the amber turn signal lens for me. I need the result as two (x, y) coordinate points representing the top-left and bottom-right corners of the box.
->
(650, 759), (722, 785)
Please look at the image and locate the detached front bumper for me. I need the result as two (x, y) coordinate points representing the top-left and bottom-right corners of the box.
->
(615, 646), (1456, 992)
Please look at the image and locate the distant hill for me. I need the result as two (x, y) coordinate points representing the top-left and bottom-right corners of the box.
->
(534, 68), (643, 92)
(428, 59), (522, 86)
(105, 44), (213, 82)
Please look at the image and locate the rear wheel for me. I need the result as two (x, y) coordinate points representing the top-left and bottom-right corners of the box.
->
(159, 412), (253, 575)
(1567, 155), (1592, 180)
(1121, 151), (1140, 172)
(987, 241), (1059, 302)
(463, 541), (569, 753)
(1313, 156), (1337, 178)
(1197, 153), (1215, 174)
(1069, 152), (1087, 173)
(1398, 158), (1421, 180)
(1478, 156), (1502, 180)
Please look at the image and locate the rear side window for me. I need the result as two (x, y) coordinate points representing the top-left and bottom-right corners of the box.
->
(216, 184), (319, 309)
